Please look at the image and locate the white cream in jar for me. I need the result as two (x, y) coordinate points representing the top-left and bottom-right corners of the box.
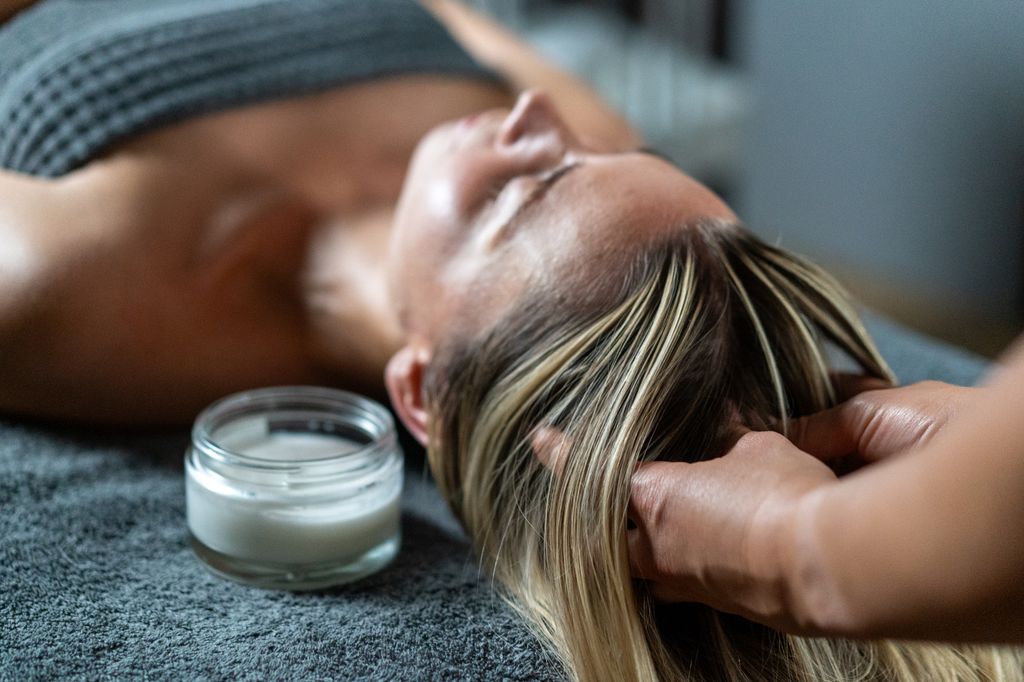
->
(185, 387), (403, 590)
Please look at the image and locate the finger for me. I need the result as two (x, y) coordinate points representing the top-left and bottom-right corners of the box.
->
(829, 372), (892, 402)
(529, 425), (571, 475)
(629, 520), (698, 604)
(784, 403), (863, 462)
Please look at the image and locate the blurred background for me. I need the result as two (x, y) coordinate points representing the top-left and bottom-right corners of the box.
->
(468, 0), (1024, 357)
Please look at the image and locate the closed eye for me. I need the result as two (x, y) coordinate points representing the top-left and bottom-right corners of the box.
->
(498, 147), (664, 225)
(487, 162), (576, 205)
(497, 161), (581, 222)
(484, 147), (657, 243)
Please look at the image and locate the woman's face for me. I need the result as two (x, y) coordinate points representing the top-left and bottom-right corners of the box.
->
(388, 90), (736, 341)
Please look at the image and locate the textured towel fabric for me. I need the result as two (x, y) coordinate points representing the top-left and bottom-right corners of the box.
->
(0, 315), (988, 680)
(0, 0), (497, 177)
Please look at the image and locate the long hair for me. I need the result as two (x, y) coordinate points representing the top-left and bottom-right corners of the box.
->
(423, 221), (1022, 681)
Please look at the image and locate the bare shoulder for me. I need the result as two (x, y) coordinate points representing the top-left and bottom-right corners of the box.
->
(0, 170), (64, 324)
(0, 168), (73, 411)
(0, 160), (162, 345)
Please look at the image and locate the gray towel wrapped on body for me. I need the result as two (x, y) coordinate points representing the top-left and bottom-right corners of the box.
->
(0, 0), (497, 177)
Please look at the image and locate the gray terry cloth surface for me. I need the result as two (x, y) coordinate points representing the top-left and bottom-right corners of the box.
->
(0, 314), (989, 680)
(0, 0), (497, 177)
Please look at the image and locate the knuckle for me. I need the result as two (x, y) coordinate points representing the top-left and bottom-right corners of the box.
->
(642, 483), (668, 531)
(846, 392), (883, 430)
(630, 468), (665, 526)
(916, 415), (942, 444)
(739, 430), (788, 450)
(859, 402), (885, 440)
(917, 380), (948, 391)
(847, 391), (878, 413)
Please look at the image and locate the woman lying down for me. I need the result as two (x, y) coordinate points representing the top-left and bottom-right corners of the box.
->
(0, 0), (1020, 679)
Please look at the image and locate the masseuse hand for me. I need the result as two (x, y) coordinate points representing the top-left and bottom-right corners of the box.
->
(786, 378), (976, 463)
(627, 379), (975, 631)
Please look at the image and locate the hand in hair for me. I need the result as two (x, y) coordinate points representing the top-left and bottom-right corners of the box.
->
(786, 379), (978, 464)
(627, 430), (838, 633)
(629, 353), (1024, 643)
(625, 380), (977, 632)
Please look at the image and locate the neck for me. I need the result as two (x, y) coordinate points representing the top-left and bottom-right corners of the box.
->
(303, 205), (403, 395)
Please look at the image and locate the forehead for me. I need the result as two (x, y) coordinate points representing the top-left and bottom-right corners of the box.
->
(448, 155), (733, 335)
(512, 154), (730, 271)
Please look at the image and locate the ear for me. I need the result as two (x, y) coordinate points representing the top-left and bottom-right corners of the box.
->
(530, 425), (571, 475)
(385, 345), (432, 446)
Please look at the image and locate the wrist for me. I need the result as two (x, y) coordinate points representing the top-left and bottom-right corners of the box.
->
(741, 486), (804, 628)
(779, 486), (861, 637)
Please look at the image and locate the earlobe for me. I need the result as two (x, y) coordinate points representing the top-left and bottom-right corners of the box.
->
(384, 345), (432, 447)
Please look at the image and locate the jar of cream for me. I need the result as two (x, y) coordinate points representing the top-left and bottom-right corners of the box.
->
(185, 386), (402, 590)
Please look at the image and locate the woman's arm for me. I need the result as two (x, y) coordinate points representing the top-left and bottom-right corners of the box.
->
(628, 343), (1024, 643)
(788, 347), (1024, 641)
(424, 0), (645, 152)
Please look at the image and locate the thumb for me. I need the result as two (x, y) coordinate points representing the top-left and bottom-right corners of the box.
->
(530, 425), (572, 475)
(782, 373), (890, 461)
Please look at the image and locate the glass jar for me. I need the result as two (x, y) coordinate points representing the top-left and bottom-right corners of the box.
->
(185, 386), (402, 590)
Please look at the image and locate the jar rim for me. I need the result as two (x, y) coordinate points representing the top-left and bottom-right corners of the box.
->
(191, 386), (397, 473)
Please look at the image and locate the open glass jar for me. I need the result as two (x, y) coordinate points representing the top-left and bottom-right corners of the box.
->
(185, 386), (402, 590)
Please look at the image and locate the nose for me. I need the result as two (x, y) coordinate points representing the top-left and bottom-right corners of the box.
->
(496, 89), (570, 148)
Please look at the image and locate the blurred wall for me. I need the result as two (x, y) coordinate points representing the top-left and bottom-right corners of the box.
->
(734, 1), (1024, 354)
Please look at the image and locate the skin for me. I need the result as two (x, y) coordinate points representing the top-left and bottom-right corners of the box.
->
(383, 90), (735, 443)
(0, 1), (643, 423)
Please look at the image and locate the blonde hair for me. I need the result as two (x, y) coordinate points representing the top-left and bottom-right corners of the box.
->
(424, 221), (1023, 681)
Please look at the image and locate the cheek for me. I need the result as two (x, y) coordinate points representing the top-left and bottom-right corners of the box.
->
(389, 196), (473, 315)
(398, 160), (482, 248)
(422, 177), (463, 229)
(393, 173), (461, 266)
